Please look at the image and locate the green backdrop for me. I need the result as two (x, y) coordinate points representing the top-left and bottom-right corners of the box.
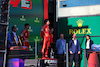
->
(58, 16), (100, 67)
(9, 0), (44, 58)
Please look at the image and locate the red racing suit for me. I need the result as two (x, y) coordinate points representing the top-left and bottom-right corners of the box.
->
(20, 29), (30, 48)
(49, 33), (53, 43)
(41, 25), (50, 57)
(40, 25), (45, 42)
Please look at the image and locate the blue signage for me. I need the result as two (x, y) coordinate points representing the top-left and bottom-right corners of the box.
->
(60, 0), (100, 7)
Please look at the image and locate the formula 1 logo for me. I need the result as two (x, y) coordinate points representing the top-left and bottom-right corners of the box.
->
(10, 0), (32, 9)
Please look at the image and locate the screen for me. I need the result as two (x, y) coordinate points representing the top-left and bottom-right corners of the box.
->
(57, 0), (100, 17)
(60, 0), (100, 7)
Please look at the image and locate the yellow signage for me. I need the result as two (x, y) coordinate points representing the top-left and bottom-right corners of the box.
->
(69, 19), (91, 34)
(69, 28), (91, 34)
(77, 19), (83, 27)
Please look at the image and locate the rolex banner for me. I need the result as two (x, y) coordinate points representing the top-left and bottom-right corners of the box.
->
(58, 16), (100, 67)
(9, 0), (44, 57)
(58, 16), (100, 45)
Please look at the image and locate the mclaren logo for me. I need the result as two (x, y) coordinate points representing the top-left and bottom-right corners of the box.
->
(69, 19), (92, 35)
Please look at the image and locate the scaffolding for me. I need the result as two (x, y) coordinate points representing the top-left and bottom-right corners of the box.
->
(0, 0), (9, 67)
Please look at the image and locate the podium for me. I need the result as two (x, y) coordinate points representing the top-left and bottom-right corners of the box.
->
(88, 51), (100, 67)
(39, 58), (57, 67)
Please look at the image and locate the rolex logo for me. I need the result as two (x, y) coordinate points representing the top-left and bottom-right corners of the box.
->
(76, 19), (84, 27)
(69, 19), (91, 35)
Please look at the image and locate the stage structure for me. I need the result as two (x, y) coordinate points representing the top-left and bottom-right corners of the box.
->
(56, 0), (100, 67)
(9, 0), (46, 58)
(0, 0), (9, 67)
(7, 0), (51, 67)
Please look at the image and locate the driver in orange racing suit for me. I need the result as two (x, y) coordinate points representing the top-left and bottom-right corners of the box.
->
(41, 19), (50, 58)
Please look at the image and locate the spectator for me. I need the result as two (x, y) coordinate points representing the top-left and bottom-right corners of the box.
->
(8, 31), (13, 48)
(56, 34), (66, 67)
(85, 35), (93, 59)
(69, 34), (81, 67)
(11, 26), (20, 46)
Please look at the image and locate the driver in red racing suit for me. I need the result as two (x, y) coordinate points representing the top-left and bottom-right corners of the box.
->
(41, 19), (50, 58)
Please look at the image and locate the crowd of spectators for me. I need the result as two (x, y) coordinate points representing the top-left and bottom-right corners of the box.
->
(1, 0), (9, 23)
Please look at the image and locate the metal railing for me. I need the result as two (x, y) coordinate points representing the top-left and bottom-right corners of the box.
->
(6, 40), (100, 67)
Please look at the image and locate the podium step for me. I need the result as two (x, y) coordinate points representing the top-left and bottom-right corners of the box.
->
(25, 59), (39, 67)
(24, 58), (57, 67)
